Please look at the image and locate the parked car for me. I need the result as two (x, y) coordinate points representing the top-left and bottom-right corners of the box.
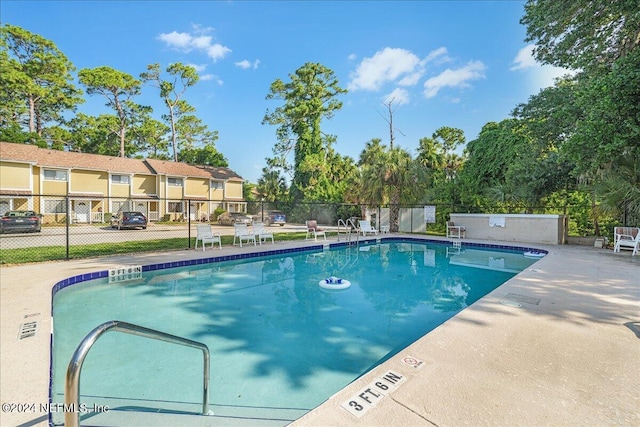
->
(111, 211), (147, 230)
(261, 210), (287, 226)
(0, 210), (42, 233)
(217, 212), (252, 226)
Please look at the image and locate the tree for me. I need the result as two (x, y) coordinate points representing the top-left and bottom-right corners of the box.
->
(358, 140), (428, 232)
(378, 97), (405, 149)
(78, 66), (142, 157)
(520, 2), (639, 223)
(521, 0), (640, 71)
(67, 113), (123, 156)
(263, 62), (347, 202)
(141, 63), (199, 161)
(178, 144), (228, 167)
(256, 167), (288, 202)
(0, 24), (83, 138)
(133, 117), (170, 159)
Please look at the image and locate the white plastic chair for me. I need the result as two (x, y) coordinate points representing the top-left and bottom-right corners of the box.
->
(305, 220), (326, 241)
(446, 221), (466, 238)
(233, 223), (256, 247)
(253, 221), (274, 245)
(195, 224), (221, 251)
(613, 227), (639, 256)
(358, 220), (378, 236)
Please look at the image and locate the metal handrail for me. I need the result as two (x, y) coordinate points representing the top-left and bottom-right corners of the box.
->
(65, 320), (210, 427)
(337, 218), (361, 245)
(337, 219), (349, 242)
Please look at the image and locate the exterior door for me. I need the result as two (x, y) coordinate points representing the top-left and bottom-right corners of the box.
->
(75, 202), (89, 223)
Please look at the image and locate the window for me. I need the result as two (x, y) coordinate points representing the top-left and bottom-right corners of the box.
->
(44, 198), (67, 213)
(44, 169), (68, 181)
(112, 174), (130, 184)
(211, 181), (223, 190)
(111, 200), (131, 213)
(168, 202), (184, 213)
(168, 177), (183, 187)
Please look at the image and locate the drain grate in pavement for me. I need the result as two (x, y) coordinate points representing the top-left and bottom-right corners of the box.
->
(504, 293), (541, 305)
(18, 321), (38, 340)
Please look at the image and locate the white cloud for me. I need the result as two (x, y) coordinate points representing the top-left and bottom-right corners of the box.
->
(348, 47), (425, 91)
(423, 60), (486, 99)
(348, 53), (357, 61)
(158, 31), (194, 50)
(235, 60), (251, 69)
(425, 46), (449, 63)
(200, 74), (223, 85)
(235, 59), (261, 69)
(187, 63), (207, 73)
(206, 44), (231, 62)
(383, 88), (410, 106)
(511, 44), (575, 89)
(158, 26), (231, 62)
(510, 44), (537, 71)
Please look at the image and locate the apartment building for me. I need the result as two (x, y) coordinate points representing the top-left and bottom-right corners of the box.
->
(0, 142), (246, 223)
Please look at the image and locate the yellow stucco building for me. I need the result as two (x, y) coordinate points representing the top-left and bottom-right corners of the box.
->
(0, 142), (246, 223)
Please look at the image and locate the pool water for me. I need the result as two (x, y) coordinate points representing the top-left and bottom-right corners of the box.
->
(51, 241), (538, 424)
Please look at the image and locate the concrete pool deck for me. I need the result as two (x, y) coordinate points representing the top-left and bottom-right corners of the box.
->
(1, 235), (638, 426)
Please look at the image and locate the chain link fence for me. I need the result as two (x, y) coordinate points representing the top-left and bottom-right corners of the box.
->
(0, 194), (632, 264)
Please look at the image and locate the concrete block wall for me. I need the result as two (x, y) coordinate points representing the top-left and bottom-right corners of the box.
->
(450, 213), (567, 245)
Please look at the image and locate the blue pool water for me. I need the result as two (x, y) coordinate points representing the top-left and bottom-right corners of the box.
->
(51, 241), (539, 425)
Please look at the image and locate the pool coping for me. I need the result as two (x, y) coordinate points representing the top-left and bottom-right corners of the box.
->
(1, 235), (638, 426)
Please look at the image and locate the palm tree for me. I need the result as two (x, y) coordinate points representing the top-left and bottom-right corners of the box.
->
(358, 141), (428, 232)
(594, 150), (640, 225)
(256, 167), (288, 203)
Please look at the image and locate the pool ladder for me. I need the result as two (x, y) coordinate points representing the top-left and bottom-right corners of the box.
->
(65, 320), (211, 427)
(337, 217), (360, 246)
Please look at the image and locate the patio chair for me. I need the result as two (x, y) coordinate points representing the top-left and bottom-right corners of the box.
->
(358, 220), (378, 236)
(195, 224), (221, 251)
(306, 220), (326, 241)
(234, 223), (256, 247)
(446, 221), (466, 238)
(613, 227), (639, 256)
(253, 221), (274, 245)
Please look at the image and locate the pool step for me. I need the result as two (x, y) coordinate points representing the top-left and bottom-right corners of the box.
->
(52, 397), (310, 427)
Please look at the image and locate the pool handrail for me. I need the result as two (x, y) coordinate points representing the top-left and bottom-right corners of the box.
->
(337, 217), (360, 244)
(64, 320), (210, 427)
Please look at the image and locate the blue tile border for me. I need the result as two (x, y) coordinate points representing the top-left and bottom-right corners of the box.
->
(51, 238), (546, 303)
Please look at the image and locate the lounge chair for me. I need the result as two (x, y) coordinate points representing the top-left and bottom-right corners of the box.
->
(233, 223), (256, 247)
(253, 221), (274, 245)
(613, 226), (639, 256)
(446, 221), (465, 238)
(306, 220), (326, 241)
(358, 220), (378, 236)
(195, 224), (221, 251)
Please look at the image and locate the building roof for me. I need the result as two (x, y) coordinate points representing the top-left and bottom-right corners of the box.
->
(144, 158), (212, 179)
(0, 142), (244, 182)
(197, 165), (245, 182)
(0, 142), (155, 174)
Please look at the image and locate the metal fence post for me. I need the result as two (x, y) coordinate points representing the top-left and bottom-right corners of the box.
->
(66, 195), (70, 260)
(187, 199), (192, 248)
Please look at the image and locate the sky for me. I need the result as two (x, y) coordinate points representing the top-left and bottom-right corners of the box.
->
(2, 1), (568, 183)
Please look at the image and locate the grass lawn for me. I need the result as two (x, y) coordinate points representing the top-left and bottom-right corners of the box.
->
(0, 232), (314, 265)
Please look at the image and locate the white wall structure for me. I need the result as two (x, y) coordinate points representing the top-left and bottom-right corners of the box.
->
(368, 207), (427, 233)
(450, 213), (567, 245)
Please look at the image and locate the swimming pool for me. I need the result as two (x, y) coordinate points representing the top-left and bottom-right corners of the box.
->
(50, 239), (541, 425)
